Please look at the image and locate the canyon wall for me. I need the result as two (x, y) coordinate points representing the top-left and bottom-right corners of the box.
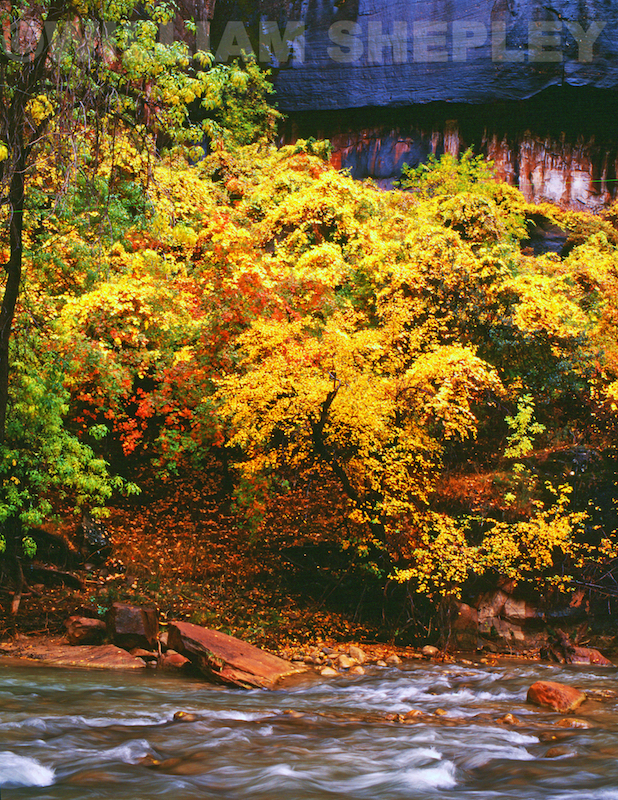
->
(207, 0), (618, 207)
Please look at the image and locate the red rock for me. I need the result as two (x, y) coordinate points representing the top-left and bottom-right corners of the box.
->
(129, 647), (158, 662)
(451, 601), (478, 649)
(527, 681), (587, 713)
(160, 651), (190, 670)
(167, 621), (303, 689)
(106, 603), (158, 651)
(569, 647), (613, 666)
(0, 638), (146, 670)
(64, 616), (106, 645)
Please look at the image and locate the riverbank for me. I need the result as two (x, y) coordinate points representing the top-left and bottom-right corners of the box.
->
(2, 465), (617, 663)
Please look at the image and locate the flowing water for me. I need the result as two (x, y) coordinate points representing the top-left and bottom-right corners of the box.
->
(1, 658), (618, 799)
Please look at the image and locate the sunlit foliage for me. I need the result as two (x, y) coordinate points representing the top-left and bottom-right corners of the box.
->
(7, 102), (618, 605)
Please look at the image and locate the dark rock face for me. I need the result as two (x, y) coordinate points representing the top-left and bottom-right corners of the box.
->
(106, 603), (159, 651)
(282, 89), (618, 207)
(206, 1), (618, 207)
(267, 0), (618, 111)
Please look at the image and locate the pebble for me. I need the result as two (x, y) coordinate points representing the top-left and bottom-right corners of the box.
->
(338, 655), (356, 669)
(173, 711), (198, 722)
(497, 713), (523, 726)
(386, 654), (402, 666)
(422, 646), (440, 657)
(556, 718), (592, 729)
(349, 665), (365, 675)
(320, 666), (339, 677)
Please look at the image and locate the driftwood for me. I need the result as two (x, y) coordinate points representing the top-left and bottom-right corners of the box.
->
(540, 629), (613, 666)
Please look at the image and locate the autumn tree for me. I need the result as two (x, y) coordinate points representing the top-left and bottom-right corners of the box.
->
(0, 0), (277, 602)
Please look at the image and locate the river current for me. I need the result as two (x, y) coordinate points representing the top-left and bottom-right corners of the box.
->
(1, 658), (618, 799)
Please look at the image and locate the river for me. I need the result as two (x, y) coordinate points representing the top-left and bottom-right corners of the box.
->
(1, 658), (618, 799)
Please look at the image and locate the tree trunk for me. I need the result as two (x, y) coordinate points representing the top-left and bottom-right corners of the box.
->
(0, 132), (25, 442)
(0, 0), (66, 442)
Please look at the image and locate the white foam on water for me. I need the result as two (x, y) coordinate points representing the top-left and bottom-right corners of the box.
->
(315, 676), (522, 716)
(552, 792), (618, 800)
(74, 714), (169, 727)
(101, 739), (155, 764)
(0, 713), (169, 732)
(493, 729), (538, 745)
(197, 709), (269, 722)
(230, 757), (458, 795)
(0, 751), (55, 787)
(327, 760), (458, 792)
(399, 761), (458, 790)
(462, 743), (536, 769)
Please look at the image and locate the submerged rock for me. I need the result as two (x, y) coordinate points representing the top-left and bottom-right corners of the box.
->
(167, 621), (303, 689)
(160, 650), (190, 670)
(527, 681), (587, 713)
(556, 717), (592, 729)
(544, 746), (575, 758)
(497, 713), (524, 726)
(173, 711), (198, 722)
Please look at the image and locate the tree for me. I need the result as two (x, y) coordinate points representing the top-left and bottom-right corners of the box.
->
(0, 0), (277, 604)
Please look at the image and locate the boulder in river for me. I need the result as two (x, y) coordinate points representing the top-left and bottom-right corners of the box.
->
(167, 621), (303, 689)
(320, 666), (339, 677)
(106, 603), (158, 651)
(527, 681), (587, 713)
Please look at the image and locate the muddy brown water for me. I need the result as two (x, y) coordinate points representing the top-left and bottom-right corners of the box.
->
(0, 658), (618, 799)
